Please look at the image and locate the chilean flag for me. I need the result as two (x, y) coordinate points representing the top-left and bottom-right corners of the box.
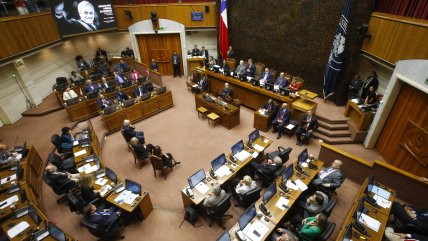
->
(219, 0), (229, 59)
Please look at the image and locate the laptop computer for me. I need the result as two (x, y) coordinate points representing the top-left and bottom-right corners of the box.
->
(123, 98), (135, 107)
(34, 223), (66, 241)
(103, 106), (117, 115)
(66, 97), (80, 106)
(141, 93), (151, 101)
(157, 86), (166, 95)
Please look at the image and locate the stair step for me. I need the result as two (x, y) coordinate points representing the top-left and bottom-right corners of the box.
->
(316, 127), (351, 137)
(312, 132), (359, 145)
(317, 119), (349, 131)
(316, 114), (348, 124)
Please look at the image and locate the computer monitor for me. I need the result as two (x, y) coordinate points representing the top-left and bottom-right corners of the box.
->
(342, 224), (353, 241)
(238, 204), (257, 230)
(217, 231), (231, 241)
(187, 169), (206, 189)
(125, 179), (141, 195)
(49, 223), (66, 241)
(365, 175), (375, 194)
(297, 148), (308, 164)
(141, 93), (151, 101)
(352, 198), (366, 220)
(263, 182), (277, 205)
(28, 203), (42, 225)
(105, 167), (118, 184)
(211, 154), (227, 172)
(282, 164), (294, 182)
(231, 140), (244, 156)
(248, 129), (260, 144)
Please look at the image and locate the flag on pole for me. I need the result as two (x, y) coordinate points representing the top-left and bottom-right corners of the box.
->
(323, 0), (352, 99)
(219, 0), (229, 59)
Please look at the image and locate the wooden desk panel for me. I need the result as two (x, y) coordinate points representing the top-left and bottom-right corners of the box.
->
(195, 93), (240, 129)
(106, 191), (153, 219)
(254, 111), (272, 133)
(344, 100), (375, 131)
(66, 101), (91, 122)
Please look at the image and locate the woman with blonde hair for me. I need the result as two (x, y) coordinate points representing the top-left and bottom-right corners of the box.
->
(130, 137), (154, 160)
(81, 173), (100, 203)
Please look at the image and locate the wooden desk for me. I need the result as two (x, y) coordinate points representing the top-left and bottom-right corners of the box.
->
(229, 216), (276, 241)
(195, 93), (240, 130)
(253, 111), (272, 132)
(201, 68), (296, 110)
(0, 183), (29, 220)
(102, 90), (174, 132)
(187, 57), (205, 76)
(344, 100), (375, 131)
(0, 164), (25, 192)
(291, 97), (318, 122)
(106, 191), (153, 219)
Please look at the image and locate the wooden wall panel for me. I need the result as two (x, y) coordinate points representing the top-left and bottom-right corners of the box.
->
(136, 33), (182, 75)
(387, 23), (428, 63)
(0, 13), (61, 60)
(376, 83), (428, 177)
(114, 3), (217, 30)
(361, 17), (399, 61)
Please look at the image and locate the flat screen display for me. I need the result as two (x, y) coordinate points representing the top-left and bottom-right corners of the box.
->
(217, 231), (231, 241)
(238, 204), (256, 231)
(49, 223), (66, 241)
(211, 154), (227, 172)
(50, 0), (117, 37)
(263, 182), (277, 204)
(188, 169), (206, 189)
(231, 140), (244, 156)
(248, 129), (260, 143)
(125, 179), (141, 195)
(105, 167), (117, 184)
(282, 164), (294, 181)
(297, 148), (308, 164)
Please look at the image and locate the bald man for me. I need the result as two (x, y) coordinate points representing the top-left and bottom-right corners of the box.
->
(312, 160), (345, 189)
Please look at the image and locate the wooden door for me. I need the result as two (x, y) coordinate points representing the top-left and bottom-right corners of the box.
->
(375, 83), (428, 177)
(136, 34), (182, 75)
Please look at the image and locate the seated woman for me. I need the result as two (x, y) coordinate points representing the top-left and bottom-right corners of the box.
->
(151, 145), (181, 168)
(129, 137), (154, 160)
(129, 69), (141, 83)
(80, 174), (101, 204)
(60, 127), (75, 151)
(288, 77), (302, 93)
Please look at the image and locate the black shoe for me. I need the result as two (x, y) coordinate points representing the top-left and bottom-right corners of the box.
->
(299, 142), (303, 146)
(277, 135), (281, 139)
(296, 141), (300, 145)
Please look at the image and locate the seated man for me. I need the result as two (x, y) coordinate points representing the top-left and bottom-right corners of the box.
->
(70, 71), (84, 83)
(260, 99), (276, 117)
(114, 86), (129, 102)
(220, 59), (229, 72)
(229, 175), (258, 201)
(192, 75), (208, 93)
(122, 120), (144, 143)
(121, 47), (134, 58)
(390, 201), (428, 235)
(149, 59), (158, 72)
(100, 76), (110, 90)
(259, 67), (273, 86)
(83, 203), (121, 227)
(84, 79), (99, 94)
(221, 83), (233, 100)
(116, 60), (130, 72)
(235, 60), (246, 76)
(76, 58), (90, 71)
(203, 184), (226, 208)
(63, 86), (78, 101)
(133, 82), (145, 99)
(295, 110), (318, 146)
(245, 59), (256, 78)
(45, 163), (81, 187)
(114, 71), (127, 85)
(0, 147), (22, 165)
(364, 86), (377, 105)
(250, 156), (283, 178)
(384, 227), (428, 241)
(97, 94), (111, 110)
(311, 160), (345, 191)
(274, 72), (288, 92)
(272, 103), (291, 139)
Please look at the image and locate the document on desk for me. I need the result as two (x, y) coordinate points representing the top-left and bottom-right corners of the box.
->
(0, 195), (19, 209)
(73, 141), (79, 146)
(275, 197), (290, 210)
(234, 150), (251, 162)
(252, 152), (259, 158)
(246, 220), (269, 241)
(74, 149), (87, 157)
(1, 174), (17, 185)
(359, 213), (380, 232)
(286, 124), (295, 130)
(286, 180), (298, 190)
(7, 221), (30, 238)
(78, 163), (98, 174)
(295, 179), (308, 191)
(214, 166), (232, 177)
(95, 178), (108, 186)
(254, 144), (264, 152)
(370, 185), (390, 200)
(351, 98), (359, 104)
(195, 182), (210, 195)
(373, 194), (392, 209)
(99, 184), (112, 196)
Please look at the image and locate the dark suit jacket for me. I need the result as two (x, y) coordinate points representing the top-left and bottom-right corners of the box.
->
(275, 77), (288, 88)
(192, 48), (200, 56)
(114, 74), (127, 85)
(259, 71), (273, 83)
(318, 168), (345, 188)
(362, 76), (379, 99)
(198, 77), (208, 92)
(222, 87), (233, 99)
(300, 114), (319, 131)
(262, 102), (276, 116)
(246, 64), (256, 77)
(46, 172), (73, 189)
(200, 50), (209, 60)
(123, 125), (136, 142)
(121, 49), (134, 58)
(227, 50), (235, 59)
(272, 108), (291, 126)
(97, 98), (110, 110)
(85, 206), (118, 227)
(81, 186), (99, 204)
(115, 92), (128, 102)
(85, 84), (99, 94)
(259, 164), (281, 176)
(133, 86), (144, 98)
(171, 54), (180, 65)
(150, 62), (158, 71)
(133, 144), (150, 160)
(95, 49), (107, 59)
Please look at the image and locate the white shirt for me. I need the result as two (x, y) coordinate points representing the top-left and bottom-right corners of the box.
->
(235, 181), (257, 195)
(63, 90), (78, 101)
(319, 167), (335, 180)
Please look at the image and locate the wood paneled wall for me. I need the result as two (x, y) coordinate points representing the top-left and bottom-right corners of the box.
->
(376, 83), (428, 177)
(113, 3), (217, 30)
(362, 12), (428, 64)
(0, 13), (61, 60)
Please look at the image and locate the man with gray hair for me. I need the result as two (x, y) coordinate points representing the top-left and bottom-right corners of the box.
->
(122, 119), (145, 144)
(312, 160), (345, 189)
(235, 60), (246, 76)
(69, 1), (98, 32)
(250, 156), (283, 177)
(203, 184), (226, 208)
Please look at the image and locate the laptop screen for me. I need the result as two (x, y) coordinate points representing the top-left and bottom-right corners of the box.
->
(231, 140), (244, 156)
(263, 182), (277, 204)
(365, 175), (374, 194)
(105, 167), (118, 184)
(125, 179), (141, 195)
(238, 204), (257, 230)
(217, 231), (231, 241)
(28, 203), (42, 225)
(188, 169), (206, 189)
(342, 224), (352, 241)
(297, 148), (308, 164)
(282, 165), (294, 181)
(49, 223), (66, 241)
(211, 154), (227, 172)
(248, 129), (260, 143)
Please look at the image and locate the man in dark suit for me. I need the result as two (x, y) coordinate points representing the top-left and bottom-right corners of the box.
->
(84, 80), (99, 94)
(192, 75), (208, 93)
(348, 74), (362, 99)
(114, 86), (129, 102)
(245, 59), (256, 77)
(45, 163), (80, 188)
(191, 45), (200, 56)
(390, 201), (428, 234)
(227, 46), (235, 59)
(295, 110), (319, 146)
(250, 156), (283, 177)
(272, 103), (291, 139)
(221, 83), (233, 100)
(171, 51), (181, 78)
(311, 160), (345, 189)
(122, 119), (144, 143)
(261, 99), (276, 117)
(121, 47), (134, 58)
(361, 71), (379, 99)
(133, 82), (145, 99)
(258, 67), (273, 86)
(149, 59), (158, 72)
(100, 77), (110, 90)
(97, 94), (111, 110)
(95, 47), (108, 61)
(274, 72), (288, 92)
(84, 204), (121, 228)
(116, 60), (130, 72)
(114, 71), (127, 85)
(200, 46), (209, 62)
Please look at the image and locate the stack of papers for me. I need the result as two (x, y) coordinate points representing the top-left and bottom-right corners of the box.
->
(7, 221), (30, 238)
(252, 152), (259, 158)
(1, 174), (17, 185)
(246, 220), (269, 241)
(234, 150), (251, 162)
(275, 197), (290, 210)
(373, 194), (392, 209)
(286, 180), (298, 190)
(73, 141), (79, 146)
(254, 144), (264, 152)
(114, 190), (139, 204)
(359, 213), (381, 232)
(74, 149), (87, 157)
(195, 182), (210, 195)
(0, 195), (19, 209)
(295, 179), (308, 191)
(95, 178), (108, 186)
(351, 98), (359, 104)
(77, 163), (98, 174)
(286, 124), (295, 130)
(99, 185), (112, 196)
(214, 166), (232, 177)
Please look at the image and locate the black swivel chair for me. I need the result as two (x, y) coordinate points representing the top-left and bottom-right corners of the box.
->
(48, 151), (76, 172)
(206, 193), (233, 230)
(43, 174), (78, 203)
(298, 221), (336, 241)
(318, 175), (345, 197)
(267, 146), (292, 164)
(67, 191), (100, 214)
(255, 165), (286, 186)
(81, 217), (124, 241)
(322, 196), (337, 217)
(235, 187), (262, 209)
(50, 134), (73, 155)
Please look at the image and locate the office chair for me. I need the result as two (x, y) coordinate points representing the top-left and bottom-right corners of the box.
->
(67, 191), (100, 214)
(318, 175), (345, 197)
(81, 217), (124, 241)
(43, 174), (78, 203)
(48, 151), (76, 173)
(322, 195), (337, 217)
(298, 221), (335, 241)
(149, 155), (173, 180)
(120, 130), (131, 152)
(267, 146), (292, 164)
(206, 193), (233, 230)
(235, 186), (262, 209)
(50, 134), (73, 155)
(255, 165), (286, 186)
(129, 145), (149, 169)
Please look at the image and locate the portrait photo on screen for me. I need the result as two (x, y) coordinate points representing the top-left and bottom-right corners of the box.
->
(50, 0), (117, 36)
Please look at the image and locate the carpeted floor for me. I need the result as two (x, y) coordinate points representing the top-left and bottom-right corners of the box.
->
(0, 75), (381, 241)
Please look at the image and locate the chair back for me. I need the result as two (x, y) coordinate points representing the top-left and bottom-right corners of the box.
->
(211, 193), (232, 218)
(150, 155), (165, 170)
(50, 134), (62, 150)
(316, 222), (336, 241)
(254, 62), (265, 79)
(239, 187), (262, 208)
(48, 151), (62, 168)
(323, 195), (336, 217)
(80, 218), (106, 238)
(129, 144), (138, 160)
(278, 147), (292, 164)
(66, 192), (85, 214)
(227, 58), (236, 70)
(43, 174), (75, 195)
(232, 98), (241, 108)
